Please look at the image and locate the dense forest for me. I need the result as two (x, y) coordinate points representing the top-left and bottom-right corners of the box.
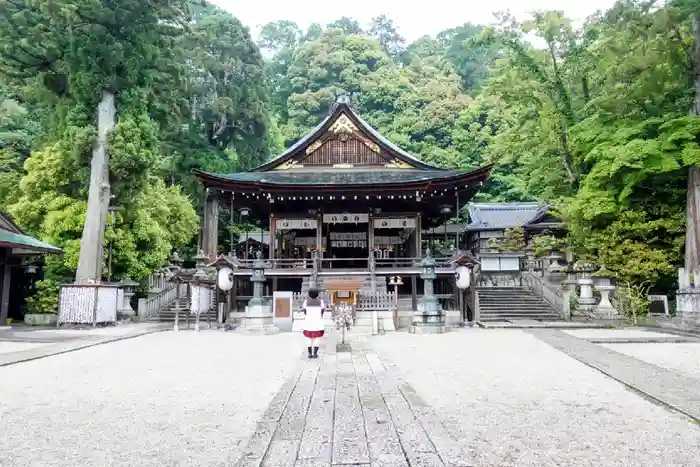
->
(0, 0), (698, 302)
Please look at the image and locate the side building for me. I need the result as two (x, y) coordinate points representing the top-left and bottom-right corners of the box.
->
(463, 202), (564, 254)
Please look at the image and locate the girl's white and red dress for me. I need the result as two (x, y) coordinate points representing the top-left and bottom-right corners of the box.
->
(302, 299), (325, 338)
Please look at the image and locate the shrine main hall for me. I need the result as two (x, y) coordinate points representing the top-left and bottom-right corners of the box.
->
(194, 95), (491, 299)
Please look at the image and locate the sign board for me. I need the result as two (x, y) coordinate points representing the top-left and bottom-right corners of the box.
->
(273, 291), (294, 331)
(647, 294), (669, 316)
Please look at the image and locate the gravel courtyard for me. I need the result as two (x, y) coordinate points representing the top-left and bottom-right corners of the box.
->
(371, 330), (700, 467)
(0, 331), (302, 467)
(601, 342), (700, 380)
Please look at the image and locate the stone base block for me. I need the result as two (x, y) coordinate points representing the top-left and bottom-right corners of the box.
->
(336, 342), (352, 352)
(409, 324), (450, 334)
(239, 304), (279, 334)
(238, 323), (280, 335)
(591, 307), (620, 320)
(24, 313), (58, 326)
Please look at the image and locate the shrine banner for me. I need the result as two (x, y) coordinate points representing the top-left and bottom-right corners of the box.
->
(373, 218), (416, 229)
(323, 213), (369, 224)
(276, 218), (317, 230)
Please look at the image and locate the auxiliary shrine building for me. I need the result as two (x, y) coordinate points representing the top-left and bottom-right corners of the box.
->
(194, 96), (491, 304)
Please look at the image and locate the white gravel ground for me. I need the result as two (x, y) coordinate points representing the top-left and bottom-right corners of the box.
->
(0, 341), (50, 354)
(563, 329), (678, 339)
(0, 331), (302, 467)
(602, 343), (700, 381)
(371, 330), (700, 467)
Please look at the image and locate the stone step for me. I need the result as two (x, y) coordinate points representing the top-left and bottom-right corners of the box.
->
(479, 304), (554, 309)
(480, 311), (559, 317)
(479, 299), (551, 305)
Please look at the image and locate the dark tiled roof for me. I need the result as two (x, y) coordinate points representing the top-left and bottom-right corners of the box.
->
(239, 232), (270, 245)
(206, 169), (478, 186)
(465, 203), (544, 231)
(423, 222), (463, 235)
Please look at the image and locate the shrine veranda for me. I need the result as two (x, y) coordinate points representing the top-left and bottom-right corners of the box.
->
(194, 96), (491, 305)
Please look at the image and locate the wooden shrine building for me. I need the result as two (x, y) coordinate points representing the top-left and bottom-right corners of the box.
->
(194, 95), (491, 301)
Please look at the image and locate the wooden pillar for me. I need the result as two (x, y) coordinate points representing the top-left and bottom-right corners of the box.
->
(415, 213), (422, 256)
(0, 257), (9, 326)
(202, 189), (219, 259)
(368, 213), (375, 253)
(230, 277), (238, 313)
(316, 213), (323, 267)
(269, 213), (276, 261)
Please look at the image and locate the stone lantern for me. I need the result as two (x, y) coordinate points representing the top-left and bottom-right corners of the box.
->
(241, 251), (278, 334)
(167, 251), (183, 276)
(546, 250), (567, 279)
(117, 278), (138, 321)
(573, 259), (597, 313)
(250, 251), (266, 307)
(410, 249), (449, 334)
(592, 265), (619, 319)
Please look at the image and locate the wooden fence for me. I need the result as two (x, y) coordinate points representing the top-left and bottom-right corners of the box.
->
(291, 291), (397, 312)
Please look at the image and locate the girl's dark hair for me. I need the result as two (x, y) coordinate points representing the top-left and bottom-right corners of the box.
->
(308, 288), (319, 299)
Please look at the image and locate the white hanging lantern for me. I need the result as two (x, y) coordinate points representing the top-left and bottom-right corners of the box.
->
(217, 267), (234, 291)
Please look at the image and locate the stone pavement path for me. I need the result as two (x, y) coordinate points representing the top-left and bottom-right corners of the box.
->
(530, 329), (700, 421)
(234, 335), (473, 467)
(0, 323), (169, 366)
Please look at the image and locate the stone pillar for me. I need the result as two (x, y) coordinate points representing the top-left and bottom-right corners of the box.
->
(676, 267), (700, 328)
(560, 279), (576, 321)
(202, 190), (219, 260)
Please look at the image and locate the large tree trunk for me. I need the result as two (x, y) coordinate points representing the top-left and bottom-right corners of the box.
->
(75, 90), (116, 283)
(685, 13), (700, 271)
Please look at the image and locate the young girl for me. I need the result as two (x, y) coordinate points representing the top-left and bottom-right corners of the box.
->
(302, 288), (325, 359)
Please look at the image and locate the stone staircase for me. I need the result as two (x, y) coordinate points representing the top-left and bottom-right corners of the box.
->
(477, 287), (561, 322)
(147, 297), (217, 323)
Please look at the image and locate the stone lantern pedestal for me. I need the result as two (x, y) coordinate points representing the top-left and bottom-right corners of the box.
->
(410, 249), (449, 334)
(573, 260), (597, 315)
(592, 266), (619, 319)
(117, 278), (138, 321)
(241, 252), (278, 334)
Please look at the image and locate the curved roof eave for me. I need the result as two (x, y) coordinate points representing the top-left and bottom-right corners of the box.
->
(193, 164), (492, 191)
(249, 99), (443, 172)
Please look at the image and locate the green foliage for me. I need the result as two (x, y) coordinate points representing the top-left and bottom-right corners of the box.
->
(488, 227), (527, 252)
(531, 234), (567, 259)
(613, 281), (651, 320)
(25, 279), (60, 314)
(0, 2), (697, 297)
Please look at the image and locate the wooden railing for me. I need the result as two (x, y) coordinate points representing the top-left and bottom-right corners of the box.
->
(291, 291), (397, 312)
(234, 255), (453, 271)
